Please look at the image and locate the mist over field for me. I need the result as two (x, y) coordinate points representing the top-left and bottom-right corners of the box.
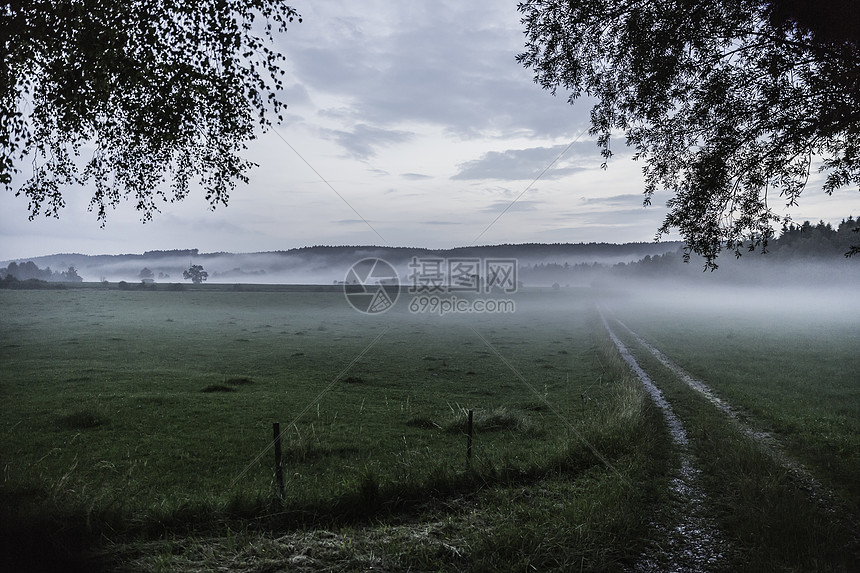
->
(0, 243), (687, 285)
(2, 227), (858, 289)
(605, 280), (860, 327)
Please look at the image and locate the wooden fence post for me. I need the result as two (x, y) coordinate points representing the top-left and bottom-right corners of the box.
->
(273, 422), (285, 499)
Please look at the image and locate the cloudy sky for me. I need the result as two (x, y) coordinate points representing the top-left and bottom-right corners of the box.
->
(1, 0), (857, 261)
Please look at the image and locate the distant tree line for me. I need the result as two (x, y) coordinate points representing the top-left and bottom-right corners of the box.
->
(142, 249), (199, 257)
(610, 216), (859, 284)
(520, 216), (858, 285)
(774, 217), (859, 258)
(0, 261), (82, 287)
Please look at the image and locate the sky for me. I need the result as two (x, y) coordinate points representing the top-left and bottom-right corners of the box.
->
(1, 0), (858, 261)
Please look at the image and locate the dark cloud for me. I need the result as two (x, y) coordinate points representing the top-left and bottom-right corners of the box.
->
(451, 145), (592, 181)
(287, 2), (592, 140)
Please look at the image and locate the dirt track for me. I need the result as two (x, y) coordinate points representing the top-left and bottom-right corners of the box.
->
(611, 317), (842, 513)
(600, 310), (728, 572)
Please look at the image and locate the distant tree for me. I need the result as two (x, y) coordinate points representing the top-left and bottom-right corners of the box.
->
(60, 266), (83, 282)
(0, 275), (48, 289)
(0, 275), (19, 288)
(6, 260), (53, 280)
(139, 267), (154, 280)
(3, 1), (301, 224)
(183, 264), (208, 284)
(518, 0), (860, 268)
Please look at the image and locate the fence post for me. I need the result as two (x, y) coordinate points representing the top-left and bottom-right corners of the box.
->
(273, 422), (285, 499)
(466, 409), (473, 468)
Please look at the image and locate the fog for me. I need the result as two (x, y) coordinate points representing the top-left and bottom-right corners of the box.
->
(2, 245), (857, 317)
(600, 279), (860, 324)
(0, 243), (685, 285)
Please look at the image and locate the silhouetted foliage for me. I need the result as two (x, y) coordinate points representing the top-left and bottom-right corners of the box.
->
(0, 275), (50, 289)
(2, 261), (52, 281)
(518, 0), (860, 268)
(509, 215), (859, 285)
(3, 1), (300, 223)
(183, 264), (208, 284)
(60, 266), (82, 282)
(0, 261), (83, 282)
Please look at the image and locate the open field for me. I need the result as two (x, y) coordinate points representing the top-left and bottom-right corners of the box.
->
(1, 286), (668, 571)
(1, 285), (857, 571)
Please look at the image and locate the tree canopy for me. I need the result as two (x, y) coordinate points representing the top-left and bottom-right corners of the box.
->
(2, 0), (300, 223)
(183, 264), (208, 284)
(517, 0), (860, 267)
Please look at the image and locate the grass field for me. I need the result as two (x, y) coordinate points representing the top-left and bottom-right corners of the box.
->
(1, 284), (857, 571)
(603, 286), (860, 505)
(603, 286), (860, 571)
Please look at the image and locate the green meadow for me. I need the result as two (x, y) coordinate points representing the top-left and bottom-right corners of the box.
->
(604, 287), (860, 505)
(604, 287), (860, 571)
(1, 285), (857, 571)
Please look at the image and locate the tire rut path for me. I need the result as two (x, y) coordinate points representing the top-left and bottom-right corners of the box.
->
(599, 310), (729, 572)
(613, 318), (843, 514)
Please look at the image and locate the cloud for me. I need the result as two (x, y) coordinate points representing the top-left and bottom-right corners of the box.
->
(401, 173), (433, 180)
(451, 145), (591, 181)
(282, 83), (312, 107)
(580, 194), (648, 206)
(322, 124), (414, 159)
(286, 1), (590, 140)
(333, 219), (375, 225)
(480, 200), (542, 213)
